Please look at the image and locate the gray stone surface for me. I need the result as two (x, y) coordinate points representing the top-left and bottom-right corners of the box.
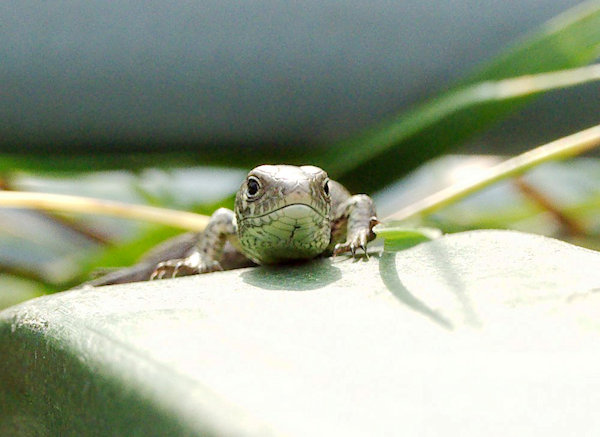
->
(1, 230), (600, 435)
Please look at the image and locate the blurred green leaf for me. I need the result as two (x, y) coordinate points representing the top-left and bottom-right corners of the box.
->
(374, 225), (442, 251)
(69, 226), (180, 286)
(67, 195), (236, 287)
(325, 1), (600, 192)
(0, 275), (47, 310)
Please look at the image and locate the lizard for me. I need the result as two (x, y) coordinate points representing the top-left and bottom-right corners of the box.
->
(83, 164), (378, 287)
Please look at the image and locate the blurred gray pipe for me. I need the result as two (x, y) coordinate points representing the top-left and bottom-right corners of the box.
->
(0, 0), (592, 153)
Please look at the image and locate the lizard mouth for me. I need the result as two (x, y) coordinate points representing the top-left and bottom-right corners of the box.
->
(240, 203), (328, 221)
(237, 202), (332, 265)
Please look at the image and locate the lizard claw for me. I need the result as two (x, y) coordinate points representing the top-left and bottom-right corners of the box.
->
(358, 243), (369, 259)
(333, 231), (369, 259)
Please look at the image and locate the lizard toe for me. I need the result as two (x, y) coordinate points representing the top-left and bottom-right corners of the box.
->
(151, 257), (201, 280)
(199, 260), (223, 273)
(334, 228), (373, 259)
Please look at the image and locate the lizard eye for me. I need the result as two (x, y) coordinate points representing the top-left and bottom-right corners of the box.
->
(246, 176), (261, 198)
(322, 179), (330, 197)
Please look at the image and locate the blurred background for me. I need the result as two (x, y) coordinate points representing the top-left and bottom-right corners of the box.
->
(1, 0), (599, 307)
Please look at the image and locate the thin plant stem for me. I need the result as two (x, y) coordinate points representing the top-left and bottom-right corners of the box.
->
(385, 124), (600, 222)
(0, 191), (210, 231)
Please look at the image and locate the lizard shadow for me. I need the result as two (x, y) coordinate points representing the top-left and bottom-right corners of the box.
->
(379, 251), (454, 330)
(241, 258), (342, 291)
(422, 242), (482, 328)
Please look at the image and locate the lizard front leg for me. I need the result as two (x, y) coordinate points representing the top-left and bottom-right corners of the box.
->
(151, 208), (238, 279)
(331, 194), (378, 257)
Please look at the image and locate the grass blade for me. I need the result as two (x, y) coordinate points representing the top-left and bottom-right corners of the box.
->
(324, 1), (600, 192)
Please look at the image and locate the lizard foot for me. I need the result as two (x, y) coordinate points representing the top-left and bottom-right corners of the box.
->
(150, 254), (223, 280)
(333, 229), (370, 259)
(333, 216), (379, 259)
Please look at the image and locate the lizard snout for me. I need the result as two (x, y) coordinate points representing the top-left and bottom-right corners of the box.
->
(282, 185), (313, 206)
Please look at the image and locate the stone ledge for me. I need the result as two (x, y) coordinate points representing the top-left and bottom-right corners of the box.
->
(2, 230), (600, 436)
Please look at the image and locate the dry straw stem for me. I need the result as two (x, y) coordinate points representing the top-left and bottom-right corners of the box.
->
(475, 63), (600, 100)
(0, 191), (210, 231)
(385, 123), (600, 222)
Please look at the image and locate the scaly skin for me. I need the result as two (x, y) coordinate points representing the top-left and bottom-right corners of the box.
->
(235, 165), (332, 264)
(152, 164), (378, 279)
(84, 165), (377, 286)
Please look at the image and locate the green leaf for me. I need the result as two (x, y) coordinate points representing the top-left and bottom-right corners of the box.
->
(373, 224), (442, 251)
(0, 276), (47, 310)
(2, 230), (600, 434)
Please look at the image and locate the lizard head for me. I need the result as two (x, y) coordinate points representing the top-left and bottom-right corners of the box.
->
(234, 165), (332, 264)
